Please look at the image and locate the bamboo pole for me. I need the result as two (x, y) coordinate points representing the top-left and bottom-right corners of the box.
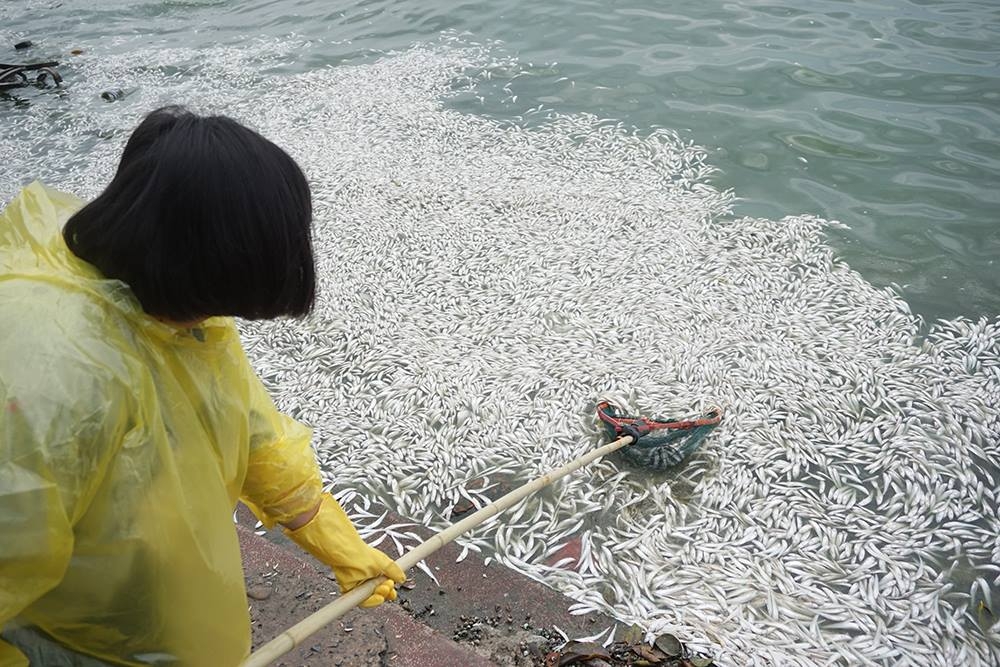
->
(242, 434), (634, 667)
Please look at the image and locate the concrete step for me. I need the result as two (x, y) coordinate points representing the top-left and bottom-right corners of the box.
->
(239, 524), (494, 667)
(237, 501), (620, 666)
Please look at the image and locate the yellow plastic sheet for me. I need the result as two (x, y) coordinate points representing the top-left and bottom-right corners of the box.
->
(0, 183), (323, 666)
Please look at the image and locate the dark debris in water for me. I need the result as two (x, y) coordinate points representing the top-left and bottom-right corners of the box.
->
(0, 60), (62, 91)
(541, 629), (717, 667)
(439, 609), (717, 667)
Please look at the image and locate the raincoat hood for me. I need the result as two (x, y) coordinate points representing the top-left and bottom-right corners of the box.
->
(2, 181), (230, 345)
(2, 182), (89, 269)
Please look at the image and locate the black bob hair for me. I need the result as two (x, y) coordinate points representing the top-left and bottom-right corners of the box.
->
(64, 105), (316, 321)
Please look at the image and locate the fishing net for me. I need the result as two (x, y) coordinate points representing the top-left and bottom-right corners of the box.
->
(596, 400), (722, 470)
(0, 61), (62, 91)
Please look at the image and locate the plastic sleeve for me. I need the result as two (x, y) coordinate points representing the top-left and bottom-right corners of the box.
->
(239, 371), (323, 529)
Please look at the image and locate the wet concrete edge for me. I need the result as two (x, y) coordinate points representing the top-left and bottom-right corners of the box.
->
(237, 499), (623, 665)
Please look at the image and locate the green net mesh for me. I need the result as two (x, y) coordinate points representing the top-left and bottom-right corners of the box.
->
(596, 400), (722, 470)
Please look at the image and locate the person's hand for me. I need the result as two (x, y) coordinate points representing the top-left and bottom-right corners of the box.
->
(284, 495), (405, 607)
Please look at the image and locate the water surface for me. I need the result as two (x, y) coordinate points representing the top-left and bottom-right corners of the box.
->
(5, 0), (998, 319)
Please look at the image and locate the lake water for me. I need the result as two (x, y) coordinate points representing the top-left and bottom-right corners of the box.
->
(4, 0), (999, 320)
(3, 1), (999, 665)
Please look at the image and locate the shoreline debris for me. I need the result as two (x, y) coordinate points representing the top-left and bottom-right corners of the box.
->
(0, 60), (62, 90)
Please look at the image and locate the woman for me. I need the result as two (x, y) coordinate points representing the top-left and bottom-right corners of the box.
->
(0, 106), (404, 666)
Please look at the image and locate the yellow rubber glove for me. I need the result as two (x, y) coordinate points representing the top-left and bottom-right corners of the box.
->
(284, 495), (406, 608)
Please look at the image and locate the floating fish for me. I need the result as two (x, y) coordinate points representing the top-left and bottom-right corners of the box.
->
(2, 36), (998, 667)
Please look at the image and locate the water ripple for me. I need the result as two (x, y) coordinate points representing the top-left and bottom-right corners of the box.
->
(3, 0), (998, 319)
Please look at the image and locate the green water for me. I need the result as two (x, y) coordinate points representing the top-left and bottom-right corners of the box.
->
(5, 0), (999, 320)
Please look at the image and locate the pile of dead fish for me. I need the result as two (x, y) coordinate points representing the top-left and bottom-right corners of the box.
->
(1, 35), (997, 666)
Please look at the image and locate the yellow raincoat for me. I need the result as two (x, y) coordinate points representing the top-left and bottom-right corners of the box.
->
(0, 183), (324, 666)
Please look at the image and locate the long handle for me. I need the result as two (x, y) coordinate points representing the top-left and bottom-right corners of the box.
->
(242, 434), (633, 667)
